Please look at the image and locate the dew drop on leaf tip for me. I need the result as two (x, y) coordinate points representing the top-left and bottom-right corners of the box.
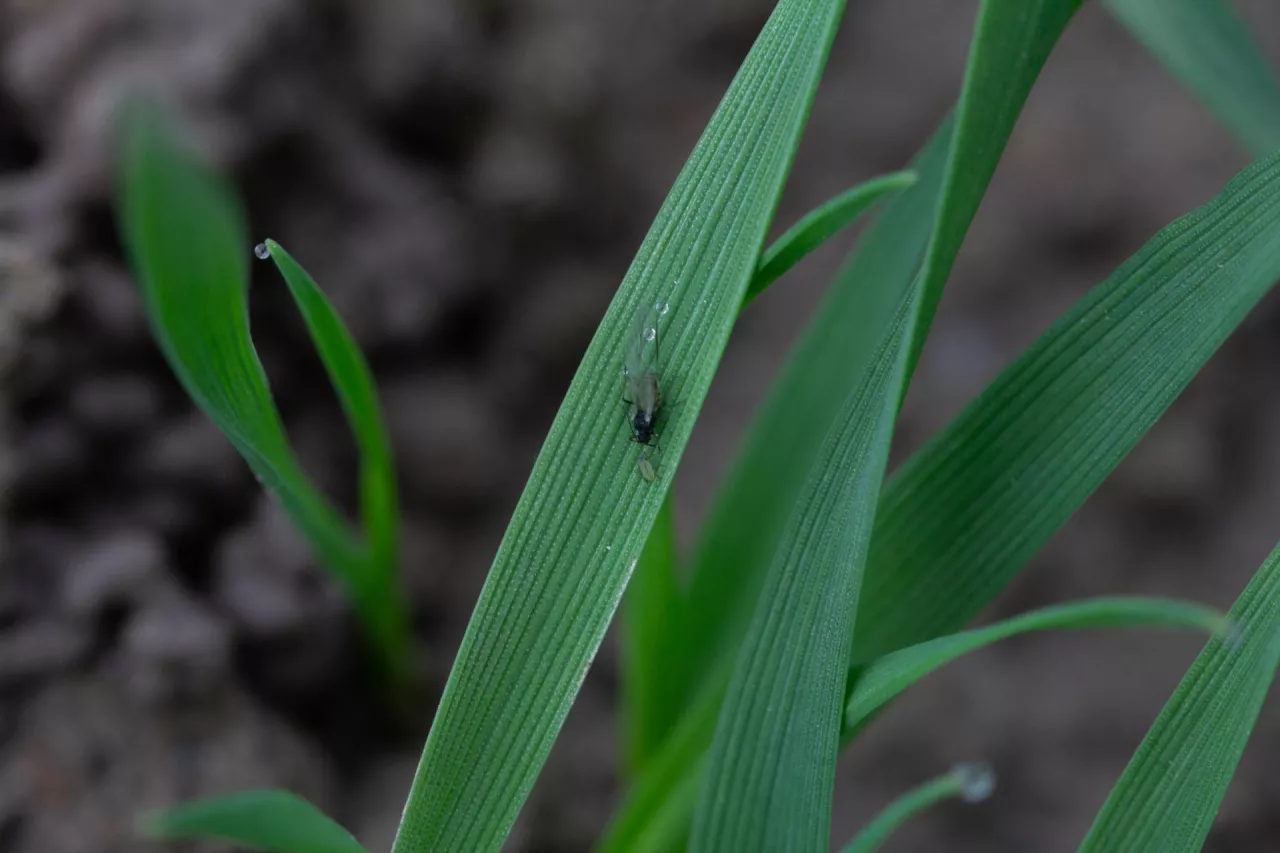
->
(953, 762), (996, 803)
(253, 242), (271, 260)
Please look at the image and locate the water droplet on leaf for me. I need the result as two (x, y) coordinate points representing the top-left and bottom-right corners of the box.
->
(953, 762), (995, 803)
(253, 242), (271, 260)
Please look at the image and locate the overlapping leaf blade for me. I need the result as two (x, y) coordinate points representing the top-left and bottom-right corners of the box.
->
(603, 124), (950, 840)
(664, 123), (950, 743)
(667, 0), (1086, 756)
(854, 146), (1280, 664)
(390, 1), (850, 849)
(116, 106), (406, 679)
(1081, 543), (1280, 852)
(1107, 0), (1280, 158)
(262, 240), (405, 677)
(677, 1), (1086, 847)
(622, 494), (681, 777)
(689, 286), (914, 851)
(621, 169), (913, 777)
(607, 22), (1280, 851)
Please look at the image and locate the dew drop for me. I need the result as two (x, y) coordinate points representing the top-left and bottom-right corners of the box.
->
(605, 545), (612, 552)
(253, 242), (271, 260)
(643, 327), (656, 342)
(654, 300), (670, 316)
(953, 762), (996, 803)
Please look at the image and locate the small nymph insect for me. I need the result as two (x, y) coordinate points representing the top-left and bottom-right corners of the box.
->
(623, 303), (666, 482)
(636, 450), (657, 484)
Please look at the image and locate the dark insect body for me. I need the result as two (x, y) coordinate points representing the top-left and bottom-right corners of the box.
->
(628, 372), (662, 447)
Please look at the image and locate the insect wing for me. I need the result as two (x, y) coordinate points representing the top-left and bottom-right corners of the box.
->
(624, 304), (661, 410)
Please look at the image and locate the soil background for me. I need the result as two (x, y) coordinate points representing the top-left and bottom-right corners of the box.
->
(3, 1), (1280, 851)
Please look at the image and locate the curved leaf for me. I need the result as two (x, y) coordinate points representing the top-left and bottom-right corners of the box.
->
(746, 170), (917, 304)
(116, 105), (406, 679)
(844, 597), (1229, 736)
(262, 239), (405, 678)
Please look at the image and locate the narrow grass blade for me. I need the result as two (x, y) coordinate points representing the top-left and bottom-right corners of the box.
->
(689, 291), (914, 852)
(622, 494), (681, 777)
(1080, 544), (1280, 852)
(844, 597), (1229, 737)
(140, 790), (368, 853)
(903, 0), (1086, 373)
(745, 170), (917, 305)
(671, 0), (1085, 754)
(390, 2), (850, 849)
(598, 677), (725, 853)
(854, 147), (1280, 665)
(1107, 0), (1280, 158)
(669, 119), (949, 747)
(116, 105), (405, 678)
(838, 763), (995, 853)
(260, 239), (406, 677)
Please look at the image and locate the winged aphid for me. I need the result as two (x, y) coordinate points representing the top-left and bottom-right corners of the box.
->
(623, 301), (668, 480)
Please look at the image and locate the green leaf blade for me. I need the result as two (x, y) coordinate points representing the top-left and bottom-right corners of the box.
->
(747, 170), (917, 304)
(1081, 545), (1280, 852)
(845, 597), (1229, 736)
(1107, 0), (1280, 158)
(141, 790), (368, 853)
(391, 1), (850, 849)
(118, 104), (280, 461)
(262, 239), (406, 675)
